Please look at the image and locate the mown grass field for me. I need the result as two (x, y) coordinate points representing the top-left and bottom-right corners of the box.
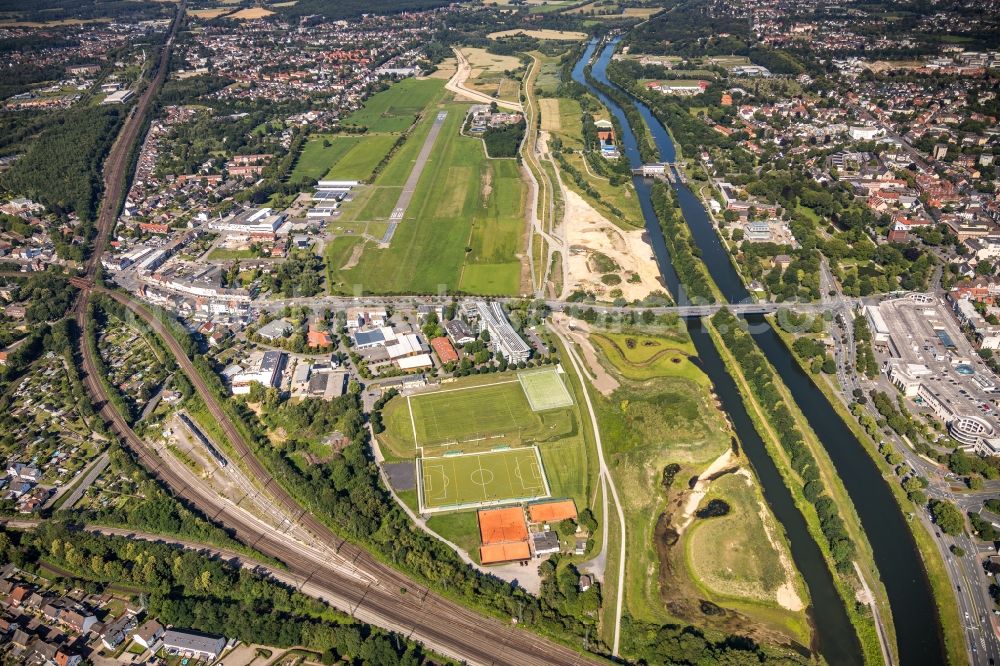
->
(419, 447), (548, 510)
(380, 374), (574, 457)
(290, 133), (398, 183)
(342, 78), (442, 133)
(290, 135), (361, 181)
(326, 98), (526, 295)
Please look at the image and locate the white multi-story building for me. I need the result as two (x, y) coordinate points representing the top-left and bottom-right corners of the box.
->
(475, 301), (530, 363)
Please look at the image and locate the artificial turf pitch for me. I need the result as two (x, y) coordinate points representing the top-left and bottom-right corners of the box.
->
(418, 447), (550, 512)
(518, 367), (574, 412)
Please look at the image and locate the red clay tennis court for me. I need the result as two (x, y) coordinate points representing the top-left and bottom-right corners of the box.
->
(478, 507), (528, 545)
(480, 541), (531, 565)
(430, 336), (459, 364)
(528, 499), (577, 524)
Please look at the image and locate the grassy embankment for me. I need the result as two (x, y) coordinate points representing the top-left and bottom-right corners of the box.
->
(587, 328), (812, 648)
(539, 81), (645, 229)
(768, 318), (966, 665)
(705, 319), (888, 665)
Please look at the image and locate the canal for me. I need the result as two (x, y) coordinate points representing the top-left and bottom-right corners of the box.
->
(574, 37), (945, 665)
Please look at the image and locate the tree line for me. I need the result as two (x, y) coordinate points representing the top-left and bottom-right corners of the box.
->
(0, 523), (429, 665)
(712, 309), (857, 573)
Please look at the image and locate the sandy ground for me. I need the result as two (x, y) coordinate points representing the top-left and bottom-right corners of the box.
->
(444, 47), (522, 111)
(488, 29), (588, 41)
(550, 314), (620, 395)
(735, 468), (806, 612)
(562, 187), (662, 301)
(189, 8), (230, 18)
(676, 449), (735, 536)
(539, 98), (561, 131)
(460, 46), (522, 75)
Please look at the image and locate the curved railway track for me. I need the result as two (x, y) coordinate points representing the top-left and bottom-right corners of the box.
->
(63, 3), (602, 662)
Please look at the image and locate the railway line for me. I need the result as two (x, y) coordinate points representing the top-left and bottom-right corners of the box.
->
(59, 4), (601, 661)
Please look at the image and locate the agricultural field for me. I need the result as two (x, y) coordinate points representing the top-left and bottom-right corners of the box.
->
(341, 78), (442, 133)
(326, 96), (527, 295)
(488, 29), (588, 41)
(0, 352), (101, 489)
(418, 447), (550, 512)
(457, 47), (524, 105)
(97, 311), (169, 420)
(590, 326), (811, 647)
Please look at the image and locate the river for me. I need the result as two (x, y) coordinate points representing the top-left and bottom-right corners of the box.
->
(573, 38), (945, 665)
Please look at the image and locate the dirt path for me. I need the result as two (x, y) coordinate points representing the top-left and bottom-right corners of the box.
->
(445, 47), (522, 111)
(340, 242), (365, 270)
(550, 313), (619, 395)
(676, 449), (735, 535)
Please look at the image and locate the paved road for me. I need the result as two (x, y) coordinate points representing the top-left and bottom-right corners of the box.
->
(550, 323), (626, 656)
(827, 296), (1000, 665)
(380, 110), (449, 246)
(261, 293), (851, 317)
(445, 47), (523, 112)
(56, 451), (110, 511)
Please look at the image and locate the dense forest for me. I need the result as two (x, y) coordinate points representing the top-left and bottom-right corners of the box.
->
(0, 105), (124, 223)
(0, 523), (430, 665)
(482, 118), (525, 158)
(278, 0), (451, 21)
(651, 182), (717, 303)
(0, 0), (171, 22)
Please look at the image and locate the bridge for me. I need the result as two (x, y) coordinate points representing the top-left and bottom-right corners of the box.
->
(0, 271), (855, 318)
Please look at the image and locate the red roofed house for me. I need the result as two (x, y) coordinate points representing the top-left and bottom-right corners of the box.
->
(307, 320), (332, 348)
(139, 223), (170, 235)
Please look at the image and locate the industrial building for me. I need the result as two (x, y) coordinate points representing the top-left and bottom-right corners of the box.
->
(231, 351), (285, 395)
(209, 207), (287, 235)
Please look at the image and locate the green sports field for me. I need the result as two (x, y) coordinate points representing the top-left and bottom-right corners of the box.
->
(519, 367), (574, 411)
(380, 374), (575, 458)
(418, 447), (550, 512)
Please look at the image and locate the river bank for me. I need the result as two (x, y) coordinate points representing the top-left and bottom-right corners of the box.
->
(767, 317), (966, 664)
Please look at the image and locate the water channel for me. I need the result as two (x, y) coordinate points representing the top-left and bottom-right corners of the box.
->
(572, 37), (945, 665)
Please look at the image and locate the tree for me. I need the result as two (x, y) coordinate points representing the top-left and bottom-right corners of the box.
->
(557, 519), (578, 538)
(929, 500), (965, 536)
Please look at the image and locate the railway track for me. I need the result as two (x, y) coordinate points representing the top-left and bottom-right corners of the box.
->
(61, 3), (602, 662)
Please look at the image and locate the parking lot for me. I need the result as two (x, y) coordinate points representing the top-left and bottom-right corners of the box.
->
(877, 295), (1000, 432)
